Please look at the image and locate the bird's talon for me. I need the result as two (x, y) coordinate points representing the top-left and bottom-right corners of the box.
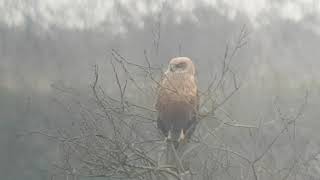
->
(178, 130), (185, 143)
(168, 131), (172, 140)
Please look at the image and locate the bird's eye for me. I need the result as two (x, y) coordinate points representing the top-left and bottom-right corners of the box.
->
(176, 62), (186, 69)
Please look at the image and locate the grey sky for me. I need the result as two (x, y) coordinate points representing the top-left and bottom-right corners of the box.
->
(1, 0), (320, 34)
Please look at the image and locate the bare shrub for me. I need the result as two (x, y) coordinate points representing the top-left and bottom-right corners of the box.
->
(24, 26), (318, 180)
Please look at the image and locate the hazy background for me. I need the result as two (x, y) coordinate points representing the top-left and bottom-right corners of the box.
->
(1, 0), (320, 179)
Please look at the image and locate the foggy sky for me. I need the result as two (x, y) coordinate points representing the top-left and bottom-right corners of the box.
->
(1, 0), (320, 33)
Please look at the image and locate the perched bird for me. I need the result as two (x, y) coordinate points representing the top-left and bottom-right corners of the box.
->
(156, 57), (199, 147)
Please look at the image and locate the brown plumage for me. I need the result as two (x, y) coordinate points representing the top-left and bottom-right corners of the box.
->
(156, 57), (199, 146)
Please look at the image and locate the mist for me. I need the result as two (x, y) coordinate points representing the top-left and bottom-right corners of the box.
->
(1, 0), (320, 179)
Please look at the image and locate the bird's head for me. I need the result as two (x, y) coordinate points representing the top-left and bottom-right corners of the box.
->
(168, 57), (195, 75)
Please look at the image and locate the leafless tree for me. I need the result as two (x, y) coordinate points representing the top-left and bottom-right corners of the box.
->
(23, 26), (319, 180)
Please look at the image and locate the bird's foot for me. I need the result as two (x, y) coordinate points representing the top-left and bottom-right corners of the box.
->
(168, 130), (172, 140)
(178, 130), (185, 143)
(165, 131), (172, 142)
